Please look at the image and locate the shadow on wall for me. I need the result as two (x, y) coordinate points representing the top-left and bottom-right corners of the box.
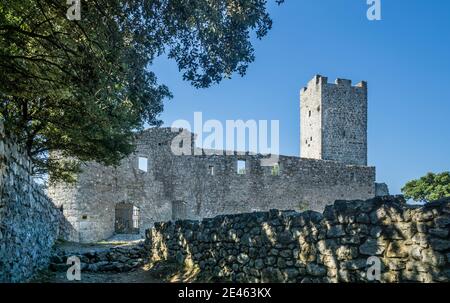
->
(145, 196), (450, 283)
(0, 119), (76, 283)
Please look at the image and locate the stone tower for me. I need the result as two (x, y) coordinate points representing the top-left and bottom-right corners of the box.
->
(300, 75), (368, 166)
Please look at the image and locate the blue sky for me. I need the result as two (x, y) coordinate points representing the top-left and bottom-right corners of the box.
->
(151, 0), (450, 195)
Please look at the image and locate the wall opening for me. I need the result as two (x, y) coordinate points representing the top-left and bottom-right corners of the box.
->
(138, 157), (148, 172)
(172, 200), (187, 221)
(209, 165), (215, 175)
(115, 203), (140, 234)
(271, 163), (280, 176)
(237, 160), (246, 174)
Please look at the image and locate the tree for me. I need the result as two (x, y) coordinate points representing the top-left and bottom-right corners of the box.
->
(401, 172), (450, 203)
(0, 0), (280, 182)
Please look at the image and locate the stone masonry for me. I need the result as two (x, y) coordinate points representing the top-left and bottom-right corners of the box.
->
(0, 120), (67, 282)
(301, 75), (368, 165)
(147, 196), (450, 283)
(48, 75), (387, 243)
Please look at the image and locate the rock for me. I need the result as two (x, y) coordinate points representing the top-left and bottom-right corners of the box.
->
(429, 239), (450, 251)
(321, 255), (338, 269)
(340, 236), (360, 245)
(254, 259), (264, 270)
(356, 213), (370, 224)
(359, 239), (385, 256)
(306, 263), (326, 277)
(370, 226), (382, 238)
(284, 268), (299, 280)
(383, 259), (406, 271)
(382, 271), (401, 283)
(336, 246), (358, 260)
(235, 272), (246, 283)
(231, 263), (239, 272)
(261, 267), (285, 283)
(237, 253), (250, 265)
(386, 241), (409, 258)
(412, 233), (429, 248)
(49, 255), (63, 264)
(429, 228), (449, 238)
(421, 250), (446, 266)
(269, 248), (279, 256)
(265, 256), (276, 266)
(277, 231), (293, 244)
(326, 225), (345, 238)
(317, 239), (338, 256)
(410, 245), (422, 260)
(342, 259), (367, 270)
(434, 217), (450, 227)
(280, 249), (292, 259)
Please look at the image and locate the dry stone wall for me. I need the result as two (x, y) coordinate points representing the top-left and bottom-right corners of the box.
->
(0, 120), (66, 282)
(146, 196), (450, 283)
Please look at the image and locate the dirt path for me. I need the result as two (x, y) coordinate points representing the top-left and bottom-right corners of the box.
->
(33, 266), (163, 283)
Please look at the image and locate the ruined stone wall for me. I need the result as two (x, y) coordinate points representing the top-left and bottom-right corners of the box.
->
(49, 128), (376, 243)
(147, 196), (450, 283)
(0, 120), (66, 282)
(300, 75), (368, 166)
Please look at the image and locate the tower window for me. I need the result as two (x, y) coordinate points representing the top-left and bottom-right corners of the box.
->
(209, 165), (215, 175)
(237, 160), (246, 174)
(309, 110), (311, 117)
(310, 136), (312, 141)
(138, 157), (148, 172)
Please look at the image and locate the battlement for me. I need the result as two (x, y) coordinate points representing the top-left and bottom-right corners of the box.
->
(300, 74), (368, 166)
(301, 75), (367, 94)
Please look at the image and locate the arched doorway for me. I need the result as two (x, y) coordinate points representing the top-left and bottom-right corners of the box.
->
(115, 203), (140, 234)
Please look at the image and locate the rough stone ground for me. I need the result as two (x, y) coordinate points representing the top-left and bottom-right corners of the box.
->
(32, 267), (160, 283)
(31, 234), (199, 283)
(32, 262), (202, 283)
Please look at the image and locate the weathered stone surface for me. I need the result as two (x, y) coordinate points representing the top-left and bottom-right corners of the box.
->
(429, 228), (449, 238)
(386, 241), (409, 258)
(306, 263), (327, 277)
(327, 225), (345, 238)
(359, 239), (385, 256)
(429, 239), (450, 251)
(146, 196), (450, 283)
(300, 75), (368, 166)
(342, 259), (367, 270)
(0, 121), (66, 283)
(49, 243), (147, 274)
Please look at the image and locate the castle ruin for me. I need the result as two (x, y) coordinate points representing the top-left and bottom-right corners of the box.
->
(48, 75), (389, 243)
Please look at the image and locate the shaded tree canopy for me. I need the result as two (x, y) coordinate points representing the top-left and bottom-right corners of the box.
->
(401, 172), (450, 203)
(0, 0), (280, 182)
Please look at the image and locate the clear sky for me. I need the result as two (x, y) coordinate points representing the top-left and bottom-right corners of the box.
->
(151, 0), (450, 195)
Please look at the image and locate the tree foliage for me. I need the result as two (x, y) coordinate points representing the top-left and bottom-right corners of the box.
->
(401, 172), (450, 203)
(0, 0), (278, 182)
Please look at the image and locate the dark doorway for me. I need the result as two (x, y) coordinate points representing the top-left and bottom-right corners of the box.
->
(115, 203), (140, 234)
(172, 200), (187, 221)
